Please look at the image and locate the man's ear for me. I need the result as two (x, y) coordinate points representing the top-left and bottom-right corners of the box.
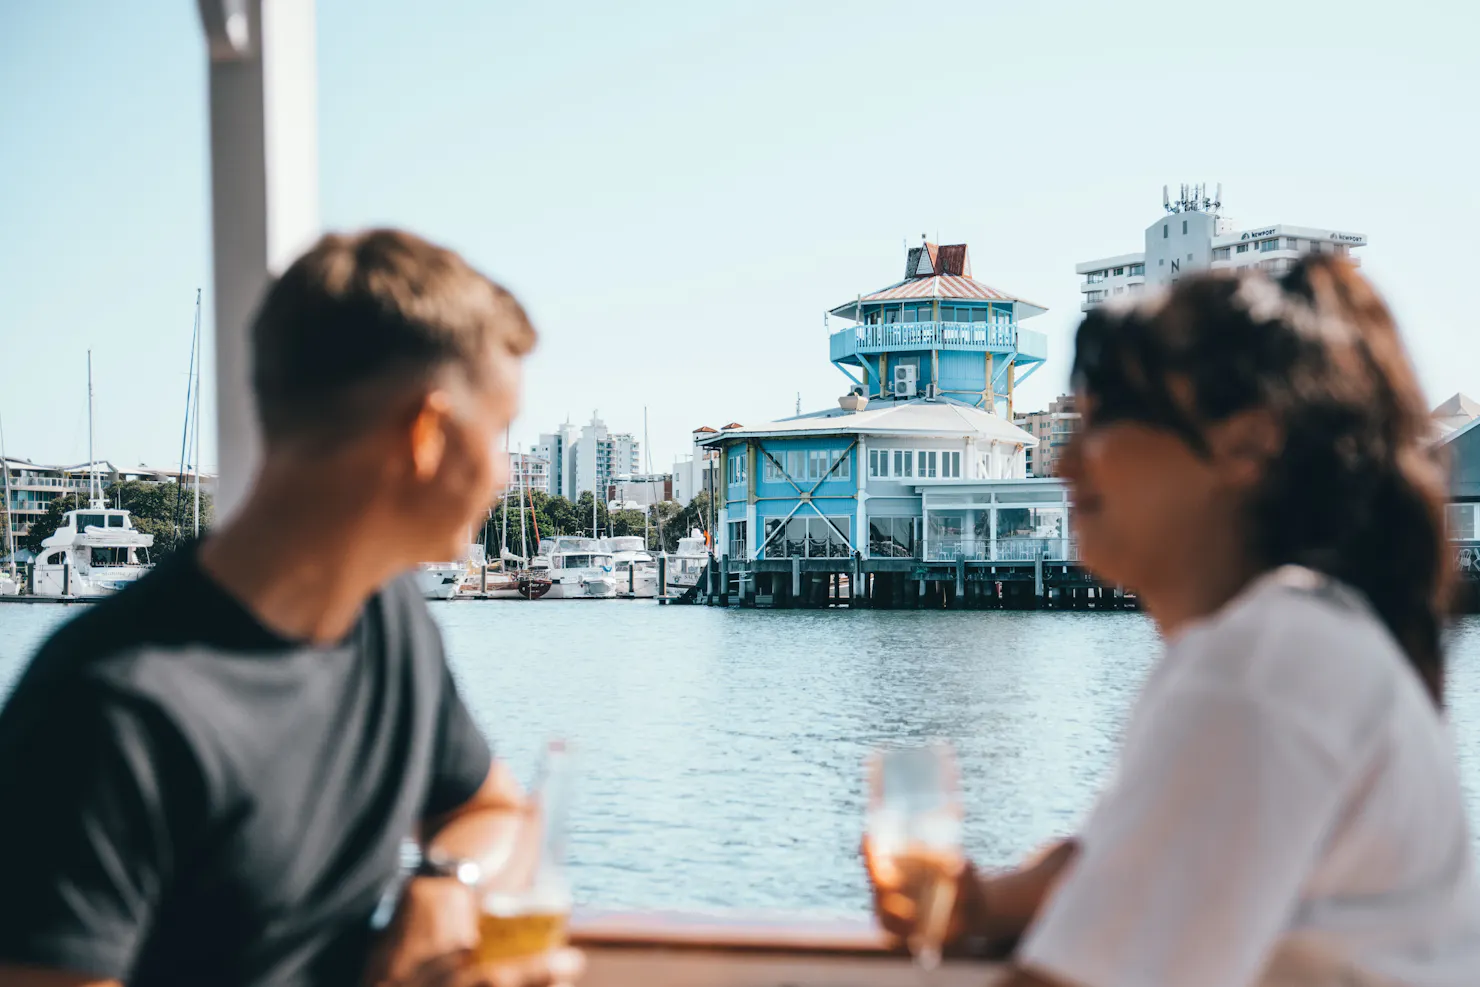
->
(409, 390), (454, 481)
(1208, 408), (1283, 491)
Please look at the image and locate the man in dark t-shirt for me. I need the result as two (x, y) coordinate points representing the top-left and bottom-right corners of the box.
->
(0, 231), (579, 987)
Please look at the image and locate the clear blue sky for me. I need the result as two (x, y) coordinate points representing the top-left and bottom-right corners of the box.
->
(2, 1), (1476, 474)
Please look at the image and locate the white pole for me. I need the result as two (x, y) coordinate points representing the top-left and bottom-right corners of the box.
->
(200, 0), (320, 519)
(193, 291), (203, 537)
(518, 465), (528, 560)
(87, 350), (99, 507)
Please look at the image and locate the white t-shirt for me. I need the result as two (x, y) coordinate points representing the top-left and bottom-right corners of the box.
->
(1019, 566), (1480, 987)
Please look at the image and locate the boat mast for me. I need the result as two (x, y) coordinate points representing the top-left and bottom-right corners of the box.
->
(518, 457), (528, 560)
(643, 406), (650, 549)
(87, 350), (101, 508)
(501, 430), (510, 560)
(0, 410), (15, 578)
(192, 289), (203, 537)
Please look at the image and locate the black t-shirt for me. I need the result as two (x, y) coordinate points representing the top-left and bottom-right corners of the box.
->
(0, 551), (492, 986)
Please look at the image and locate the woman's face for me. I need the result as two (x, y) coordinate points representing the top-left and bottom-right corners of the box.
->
(1058, 392), (1233, 594)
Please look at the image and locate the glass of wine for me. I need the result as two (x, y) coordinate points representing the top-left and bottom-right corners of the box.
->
(865, 742), (965, 972)
(475, 740), (574, 963)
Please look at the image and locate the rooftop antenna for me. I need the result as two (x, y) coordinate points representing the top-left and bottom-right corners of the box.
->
(1213, 182), (1223, 213)
(1163, 185), (1171, 213)
(796, 392), (801, 415)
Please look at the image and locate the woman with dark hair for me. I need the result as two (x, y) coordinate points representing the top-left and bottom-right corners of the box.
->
(868, 256), (1480, 986)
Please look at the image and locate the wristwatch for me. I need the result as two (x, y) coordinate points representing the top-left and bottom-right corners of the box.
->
(414, 851), (484, 889)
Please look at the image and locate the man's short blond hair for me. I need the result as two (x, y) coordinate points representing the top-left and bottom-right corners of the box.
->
(250, 229), (535, 442)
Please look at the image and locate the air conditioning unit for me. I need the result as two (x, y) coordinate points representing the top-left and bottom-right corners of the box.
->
(924, 382), (939, 400)
(893, 364), (918, 398)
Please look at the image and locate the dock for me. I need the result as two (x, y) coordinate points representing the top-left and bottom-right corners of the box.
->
(683, 555), (1131, 610)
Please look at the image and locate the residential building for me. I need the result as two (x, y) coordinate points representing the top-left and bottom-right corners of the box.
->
(3, 457), (217, 541)
(535, 421), (578, 499)
(672, 427), (721, 505)
(1014, 395), (1080, 477)
(608, 473), (673, 509)
(1076, 184), (1368, 312)
(537, 415), (641, 500)
(508, 451), (551, 496)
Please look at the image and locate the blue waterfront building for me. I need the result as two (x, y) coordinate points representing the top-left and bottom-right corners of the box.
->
(827, 241), (1049, 417)
(693, 242), (1089, 607)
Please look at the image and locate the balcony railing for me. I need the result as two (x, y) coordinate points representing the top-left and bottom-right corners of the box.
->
(924, 537), (1079, 562)
(830, 321), (1029, 362)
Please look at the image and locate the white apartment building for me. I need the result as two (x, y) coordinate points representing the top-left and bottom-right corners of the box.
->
(1076, 184), (1368, 312)
(672, 427), (722, 505)
(537, 414), (641, 500)
(3, 457), (217, 541)
(507, 451), (551, 496)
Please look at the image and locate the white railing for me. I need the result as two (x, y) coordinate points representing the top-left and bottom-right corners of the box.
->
(923, 537), (1079, 562)
(830, 321), (1017, 359)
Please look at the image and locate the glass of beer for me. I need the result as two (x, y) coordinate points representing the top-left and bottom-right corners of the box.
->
(475, 740), (574, 963)
(865, 742), (964, 971)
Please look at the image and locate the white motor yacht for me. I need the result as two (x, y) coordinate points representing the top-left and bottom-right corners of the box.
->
(665, 528), (711, 592)
(540, 536), (617, 599)
(603, 536), (659, 598)
(32, 506), (154, 598)
(415, 561), (463, 600)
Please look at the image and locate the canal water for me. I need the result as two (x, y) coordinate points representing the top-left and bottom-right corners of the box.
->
(4, 601), (1480, 917)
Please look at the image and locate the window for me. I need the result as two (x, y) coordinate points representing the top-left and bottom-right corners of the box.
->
(1129, 263), (1144, 276)
(786, 449), (805, 480)
(1309, 242), (1323, 254)
(728, 520), (748, 560)
(764, 453), (783, 482)
(1213, 247), (1230, 260)
(1182, 219), (1188, 234)
(727, 451), (746, 485)
(1085, 290), (1106, 302)
(764, 516), (851, 558)
(1163, 224), (1168, 239)
(869, 449), (881, 478)
(884, 308), (899, 324)
(1113, 267), (1124, 276)
(868, 517), (918, 558)
(1236, 243), (1249, 254)
(1286, 238), (1299, 252)
(1259, 238), (1278, 252)
(1448, 504), (1478, 541)
(1113, 286), (1123, 295)
(1128, 282), (1144, 294)
(945, 450), (961, 478)
(108, 515), (123, 527)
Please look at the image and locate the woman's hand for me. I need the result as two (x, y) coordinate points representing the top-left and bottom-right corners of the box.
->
(863, 837), (1079, 953)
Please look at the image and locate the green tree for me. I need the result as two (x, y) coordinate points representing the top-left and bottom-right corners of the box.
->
(658, 492), (712, 553)
(24, 494), (82, 554)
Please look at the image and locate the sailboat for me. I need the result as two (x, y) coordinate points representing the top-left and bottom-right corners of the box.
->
(31, 353), (155, 599)
(1, 412), (20, 596)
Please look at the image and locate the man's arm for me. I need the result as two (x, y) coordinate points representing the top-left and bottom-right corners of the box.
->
(0, 967), (118, 987)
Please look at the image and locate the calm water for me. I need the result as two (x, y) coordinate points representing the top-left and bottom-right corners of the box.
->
(4, 600), (1480, 917)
